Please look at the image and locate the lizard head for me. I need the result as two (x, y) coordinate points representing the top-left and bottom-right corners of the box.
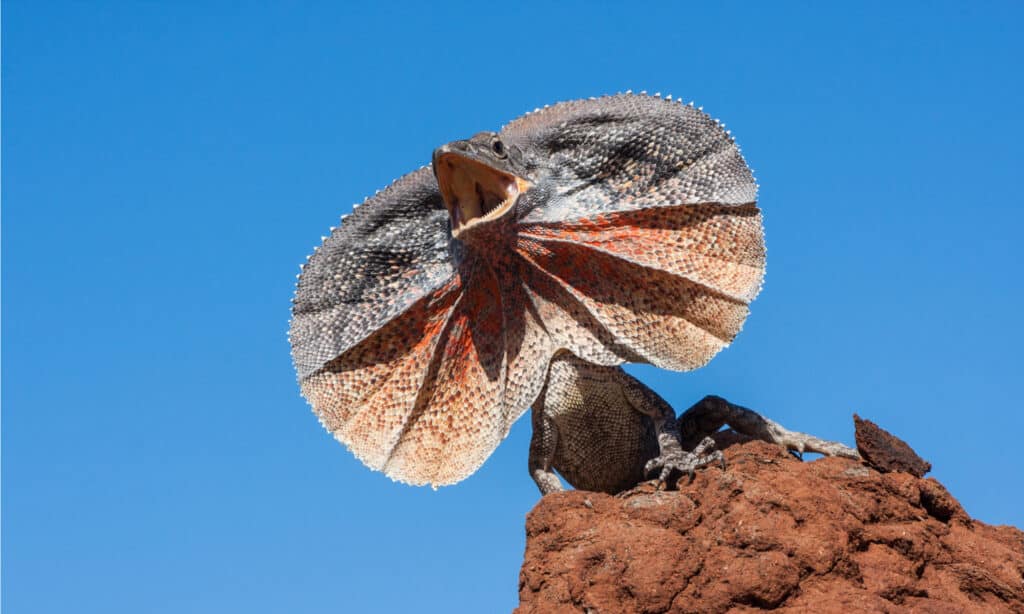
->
(432, 131), (532, 239)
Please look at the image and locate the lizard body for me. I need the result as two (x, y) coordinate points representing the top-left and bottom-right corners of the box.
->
(531, 353), (857, 494)
(289, 93), (855, 492)
(531, 352), (675, 494)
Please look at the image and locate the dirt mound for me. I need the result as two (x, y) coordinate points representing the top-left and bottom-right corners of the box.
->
(517, 432), (1024, 613)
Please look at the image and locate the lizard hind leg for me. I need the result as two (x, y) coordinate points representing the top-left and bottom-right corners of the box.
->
(614, 370), (727, 489)
(679, 395), (860, 460)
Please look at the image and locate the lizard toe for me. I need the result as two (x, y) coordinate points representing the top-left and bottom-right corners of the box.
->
(644, 444), (725, 489)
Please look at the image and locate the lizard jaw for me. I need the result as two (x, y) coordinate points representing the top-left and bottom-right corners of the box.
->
(434, 152), (529, 238)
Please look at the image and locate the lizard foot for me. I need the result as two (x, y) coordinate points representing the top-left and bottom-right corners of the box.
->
(762, 421), (859, 459)
(644, 436), (725, 488)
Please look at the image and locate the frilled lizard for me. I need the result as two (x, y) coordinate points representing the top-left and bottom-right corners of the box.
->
(289, 93), (857, 494)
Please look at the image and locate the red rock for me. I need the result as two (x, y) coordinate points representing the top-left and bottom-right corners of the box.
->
(517, 436), (1024, 614)
(854, 414), (932, 477)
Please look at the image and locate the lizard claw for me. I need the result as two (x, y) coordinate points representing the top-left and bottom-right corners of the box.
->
(644, 436), (725, 488)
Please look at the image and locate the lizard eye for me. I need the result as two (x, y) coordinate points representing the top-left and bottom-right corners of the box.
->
(491, 139), (506, 157)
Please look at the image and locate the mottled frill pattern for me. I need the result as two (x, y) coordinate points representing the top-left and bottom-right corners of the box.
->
(289, 93), (765, 487)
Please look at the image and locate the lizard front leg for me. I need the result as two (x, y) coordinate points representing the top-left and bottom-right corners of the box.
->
(678, 395), (860, 459)
(528, 389), (566, 495)
(619, 373), (725, 487)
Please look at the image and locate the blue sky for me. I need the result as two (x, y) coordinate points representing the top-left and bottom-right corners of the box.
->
(4, 2), (1022, 612)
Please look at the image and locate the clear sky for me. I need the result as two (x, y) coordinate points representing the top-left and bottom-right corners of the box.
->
(4, 2), (1023, 613)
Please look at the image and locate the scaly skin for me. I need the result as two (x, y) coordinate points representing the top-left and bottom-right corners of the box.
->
(291, 93), (784, 489)
(529, 353), (859, 495)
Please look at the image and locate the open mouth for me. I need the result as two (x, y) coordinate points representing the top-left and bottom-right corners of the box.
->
(434, 152), (527, 237)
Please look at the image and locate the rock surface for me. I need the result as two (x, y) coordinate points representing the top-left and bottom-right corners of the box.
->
(854, 414), (932, 478)
(517, 433), (1024, 613)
